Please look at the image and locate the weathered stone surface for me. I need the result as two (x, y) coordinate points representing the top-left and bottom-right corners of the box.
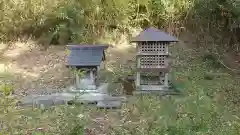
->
(100, 96), (127, 102)
(22, 94), (60, 107)
(36, 99), (54, 108)
(96, 100), (122, 109)
(54, 92), (109, 103)
(20, 81), (123, 108)
(68, 86), (100, 93)
(21, 92), (112, 107)
(53, 99), (66, 105)
(97, 83), (109, 94)
(96, 95), (125, 108)
(77, 93), (108, 102)
(77, 76), (97, 90)
(53, 93), (76, 101)
(21, 95), (42, 106)
(68, 83), (109, 94)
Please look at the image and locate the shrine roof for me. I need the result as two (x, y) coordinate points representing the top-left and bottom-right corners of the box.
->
(66, 44), (108, 67)
(131, 27), (178, 42)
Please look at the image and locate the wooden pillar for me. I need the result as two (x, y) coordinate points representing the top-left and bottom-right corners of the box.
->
(164, 73), (168, 87)
(90, 70), (94, 81)
(136, 72), (140, 87)
(159, 72), (162, 85)
(76, 72), (80, 89)
(97, 66), (100, 71)
(136, 54), (141, 88)
(165, 43), (169, 54)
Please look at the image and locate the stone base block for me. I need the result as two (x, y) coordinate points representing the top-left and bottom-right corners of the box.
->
(96, 100), (122, 109)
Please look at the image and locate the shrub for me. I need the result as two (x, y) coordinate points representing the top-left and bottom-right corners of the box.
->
(0, 83), (14, 96)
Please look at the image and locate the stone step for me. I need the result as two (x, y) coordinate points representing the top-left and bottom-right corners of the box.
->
(67, 100), (97, 105)
(96, 100), (122, 109)
(67, 83), (109, 94)
(20, 92), (126, 109)
(133, 89), (181, 96)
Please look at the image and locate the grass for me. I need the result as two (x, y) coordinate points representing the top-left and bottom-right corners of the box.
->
(0, 0), (239, 134)
(1, 0), (239, 47)
(0, 105), (86, 134)
(0, 43), (240, 134)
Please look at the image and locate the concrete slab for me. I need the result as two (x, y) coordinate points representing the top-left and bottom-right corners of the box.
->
(21, 95), (42, 106)
(54, 99), (66, 105)
(100, 96), (127, 102)
(68, 87), (100, 93)
(36, 99), (54, 108)
(96, 100), (122, 109)
(97, 83), (109, 94)
(68, 83), (109, 94)
(133, 89), (180, 96)
(78, 77), (97, 90)
(21, 92), (111, 107)
(20, 82), (124, 109)
(53, 92), (109, 102)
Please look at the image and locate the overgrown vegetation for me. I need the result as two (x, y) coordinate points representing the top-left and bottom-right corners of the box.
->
(0, 0), (239, 48)
(2, 43), (240, 134)
(0, 0), (240, 134)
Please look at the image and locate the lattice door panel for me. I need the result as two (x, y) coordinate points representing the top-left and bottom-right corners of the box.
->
(139, 55), (166, 68)
(139, 42), (168, 53)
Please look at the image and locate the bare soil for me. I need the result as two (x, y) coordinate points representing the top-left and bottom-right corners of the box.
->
(1, 32), (240, 134)
(0, 36), (136, 96)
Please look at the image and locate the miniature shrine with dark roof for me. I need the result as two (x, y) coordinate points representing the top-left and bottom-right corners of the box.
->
(67, 44), (108, 68)
(66, 44), (109, 89)
(131, 27), (178, 92)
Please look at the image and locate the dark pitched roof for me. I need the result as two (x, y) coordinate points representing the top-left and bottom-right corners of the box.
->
(131, 27), (178, 42)
(67, 44), (109, 66)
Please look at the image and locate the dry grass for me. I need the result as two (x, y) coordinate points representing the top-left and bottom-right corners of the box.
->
(1, 40), (72, 95)
(0, 0), (239, 134)
(0, 33), (138, 134)
(1, 30), (240, 134)
(0, 30), (139, 95)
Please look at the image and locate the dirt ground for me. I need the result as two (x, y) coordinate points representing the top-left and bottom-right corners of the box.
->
(179, 31), (240, 73)
(0, 34), (136, 96)
(0, 31), (238, 93)
(1, 31), (240, 97)
(0, 35), (138, 134)
(1, 31), (240, 134)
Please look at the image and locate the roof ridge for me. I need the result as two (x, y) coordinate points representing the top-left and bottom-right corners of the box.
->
(131, 27), (178, 42)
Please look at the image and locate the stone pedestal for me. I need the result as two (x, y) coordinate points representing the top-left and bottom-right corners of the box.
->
(21, 82), (126, 109)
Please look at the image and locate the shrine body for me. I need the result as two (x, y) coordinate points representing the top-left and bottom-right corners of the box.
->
(67, 44), (108, 91)
(131, 27), (178, 93)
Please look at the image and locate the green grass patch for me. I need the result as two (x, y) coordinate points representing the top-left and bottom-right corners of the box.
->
(0, 44), (240, 134)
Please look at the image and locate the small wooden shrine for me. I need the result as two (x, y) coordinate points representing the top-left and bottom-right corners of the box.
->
(131, 27), (178, 92)
(66, 44), (108, 90)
